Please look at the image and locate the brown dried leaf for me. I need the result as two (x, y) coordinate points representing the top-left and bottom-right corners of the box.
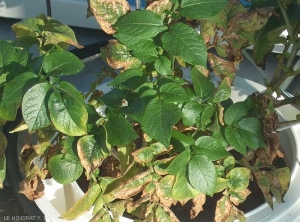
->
(229, 189), (251, 205)
(195, 65), (210, 78)
(19, 176), (44, 201)
(215, 195), (232, 222)
(208, 53), (236, 85)
(200, 20), (217, 45)
(156, 175), (176, 208)
(254, 171), (273, 209)
(89, 0), (130, 34)
(146, 0), (172, 18)
(190, 193), (206, 219)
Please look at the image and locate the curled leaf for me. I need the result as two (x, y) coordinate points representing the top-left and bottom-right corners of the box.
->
(146, 0), (173, 18)
(19, 175), (45, 201)
(190, 193), (206, 219)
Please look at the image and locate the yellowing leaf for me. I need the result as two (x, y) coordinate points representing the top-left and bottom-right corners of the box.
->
(60, 184), (101, 220)
(146, 0), (173, 18)
(89, 0), (130, 34)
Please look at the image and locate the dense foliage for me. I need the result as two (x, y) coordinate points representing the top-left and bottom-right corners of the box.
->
(0, 0), (299, 221)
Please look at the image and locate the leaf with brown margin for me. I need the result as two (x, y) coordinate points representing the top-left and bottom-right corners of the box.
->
(156, 175), (176, 208)
(146, 0), (172, 18)
(153, 157), (174, 175)
(33, 142), (51, 155)
(268, 167), (290, 203)
(19, 175), (44, 201)
(89, 0), (130, 34)
(132, 142), (169, 164)
(61, 184), (101, 219)
(208, 53), (236, 85)
(0, 131), (7, 159)
(127, 195), (150, 218)
(215, 194), (232, 222)
(155, 204), (180, 222)
(200, 20), (217, 45)
(101, 40), (142, 70)
(229, 189), (251, 205)
(254, 171), (273, 209)
(190, 193), (206, 219)
(108, 200), (128, 221)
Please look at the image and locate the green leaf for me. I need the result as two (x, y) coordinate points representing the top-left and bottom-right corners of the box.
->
(120, 95), (146, 122)
(194, 136), (230, 161)
(211, 78), (231, 103)
(5, 49), (29, 78)
(132, 49), (158, 63)
(162, 23), (207, 66)
(154, 56), (172, 76)
(22, 83), (51, 132)
(1, 72), (38, 106)
(188, 155), (217, 196)
(160, 82), (190, 102)
(114, 10), (167, 38)
(77, 131), (110, 177)
(179, 0), (228, 20)
(48, 90), (87, 136)
(108, 68), (145, 90)
(48, 154), (83, 184)
(0, 104), (17, 121)
(172, 168), (199, 201)
(191, 66), (214, 99)
(166, 149), (190, 175)
(0, 40), (14, 67)
(215, 177), (228, 193)
(60, 184), (101, 219)
(237, 117), (265, 149)
(181, 101), (202, 126)
(171, 129), (195, 150)
(89, 0), (130, 34)
(57, 81), (85, 106)
(142, 98), (182, 147)
(224, 101), (249, 126)
(12, 17), (44, 38)
(223, 156), (235, 173)
(225, 126), (247, 155)
(0, 157), (6, 189)
(106, 113), (139, 146)
(200, 104), (215, 130)
(64, 136), (79, 157)
(226, 167), (251, 191)
(43, 51), (84, 76)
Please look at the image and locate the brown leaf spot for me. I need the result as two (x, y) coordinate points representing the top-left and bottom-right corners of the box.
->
(215, 195), (233, 222)
(19, 176), (44, 201)
(146, 0), (172, 18)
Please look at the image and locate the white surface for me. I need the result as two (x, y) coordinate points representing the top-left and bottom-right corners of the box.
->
(33, 76), (300, 222)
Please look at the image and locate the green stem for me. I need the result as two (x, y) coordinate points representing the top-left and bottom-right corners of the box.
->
(274, 94), (300, 108)
(277, 0), (295, 44)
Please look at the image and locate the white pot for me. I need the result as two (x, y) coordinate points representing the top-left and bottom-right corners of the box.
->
(33, 76), (300, 222)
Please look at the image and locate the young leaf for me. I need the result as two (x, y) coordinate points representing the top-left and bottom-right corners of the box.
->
(1, 72), (38, 106)
(43, 51), (84, 76)
(191, 66), (214, 99)
(166, 149), (190, 175)
(22, 82), (51, 132)
(142, 98), (182, 147)
(154, 56), (172, 76)
(0, 40), (14, 67)
(226, 167), (251, 191)
(179, 0), (228, 20)
(159, 82), (190, 102)
(194, 136), (230, 161)
(89, 0), (130, 34)
(181, 101), (203, 126)
(188, 155), (217, 196)
(48, 154), (83, 184)
(106, 113), (139, 146)
(48, 90), (88, 136)
(60, 184), (101, 219)
(162, 23), (207, 66)
(114, 10), (167, 38)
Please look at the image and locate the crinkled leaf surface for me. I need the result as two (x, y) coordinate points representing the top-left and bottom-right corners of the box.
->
(22, 82), (51, 132)
(43, 51), (84, 76)
(225, 126), (247, 155)
(226, 167), (251, 191)
(48, 154), (83, 184)
(179, 0), (228, 20)
(106, 113), (138, 146)
(160, 82), (190, 103)
(142, 98), (182, 147)
(162, 23), (207, 66)
(188, 154), (217, 196)
(48, 90), (87, 136)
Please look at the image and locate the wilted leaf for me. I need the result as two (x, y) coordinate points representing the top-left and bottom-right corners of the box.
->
(156, 175), (176, 208)
(155, 204), (180, 222)
(109, 200), (128, 222)
(19, 176), (44, 201)
(60, 184), (101, 219)
(229, 189), (251, 205)
(254, 171), (273, 209)
(215, 195), (232, 222)
(200, 20), (217, 44)
(33, 142), (51, 155)
(132, 142), (168, 164)
(89, 0), (130, 34)
(268, 167), (290, 203)
(190, 193), (206, 219)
